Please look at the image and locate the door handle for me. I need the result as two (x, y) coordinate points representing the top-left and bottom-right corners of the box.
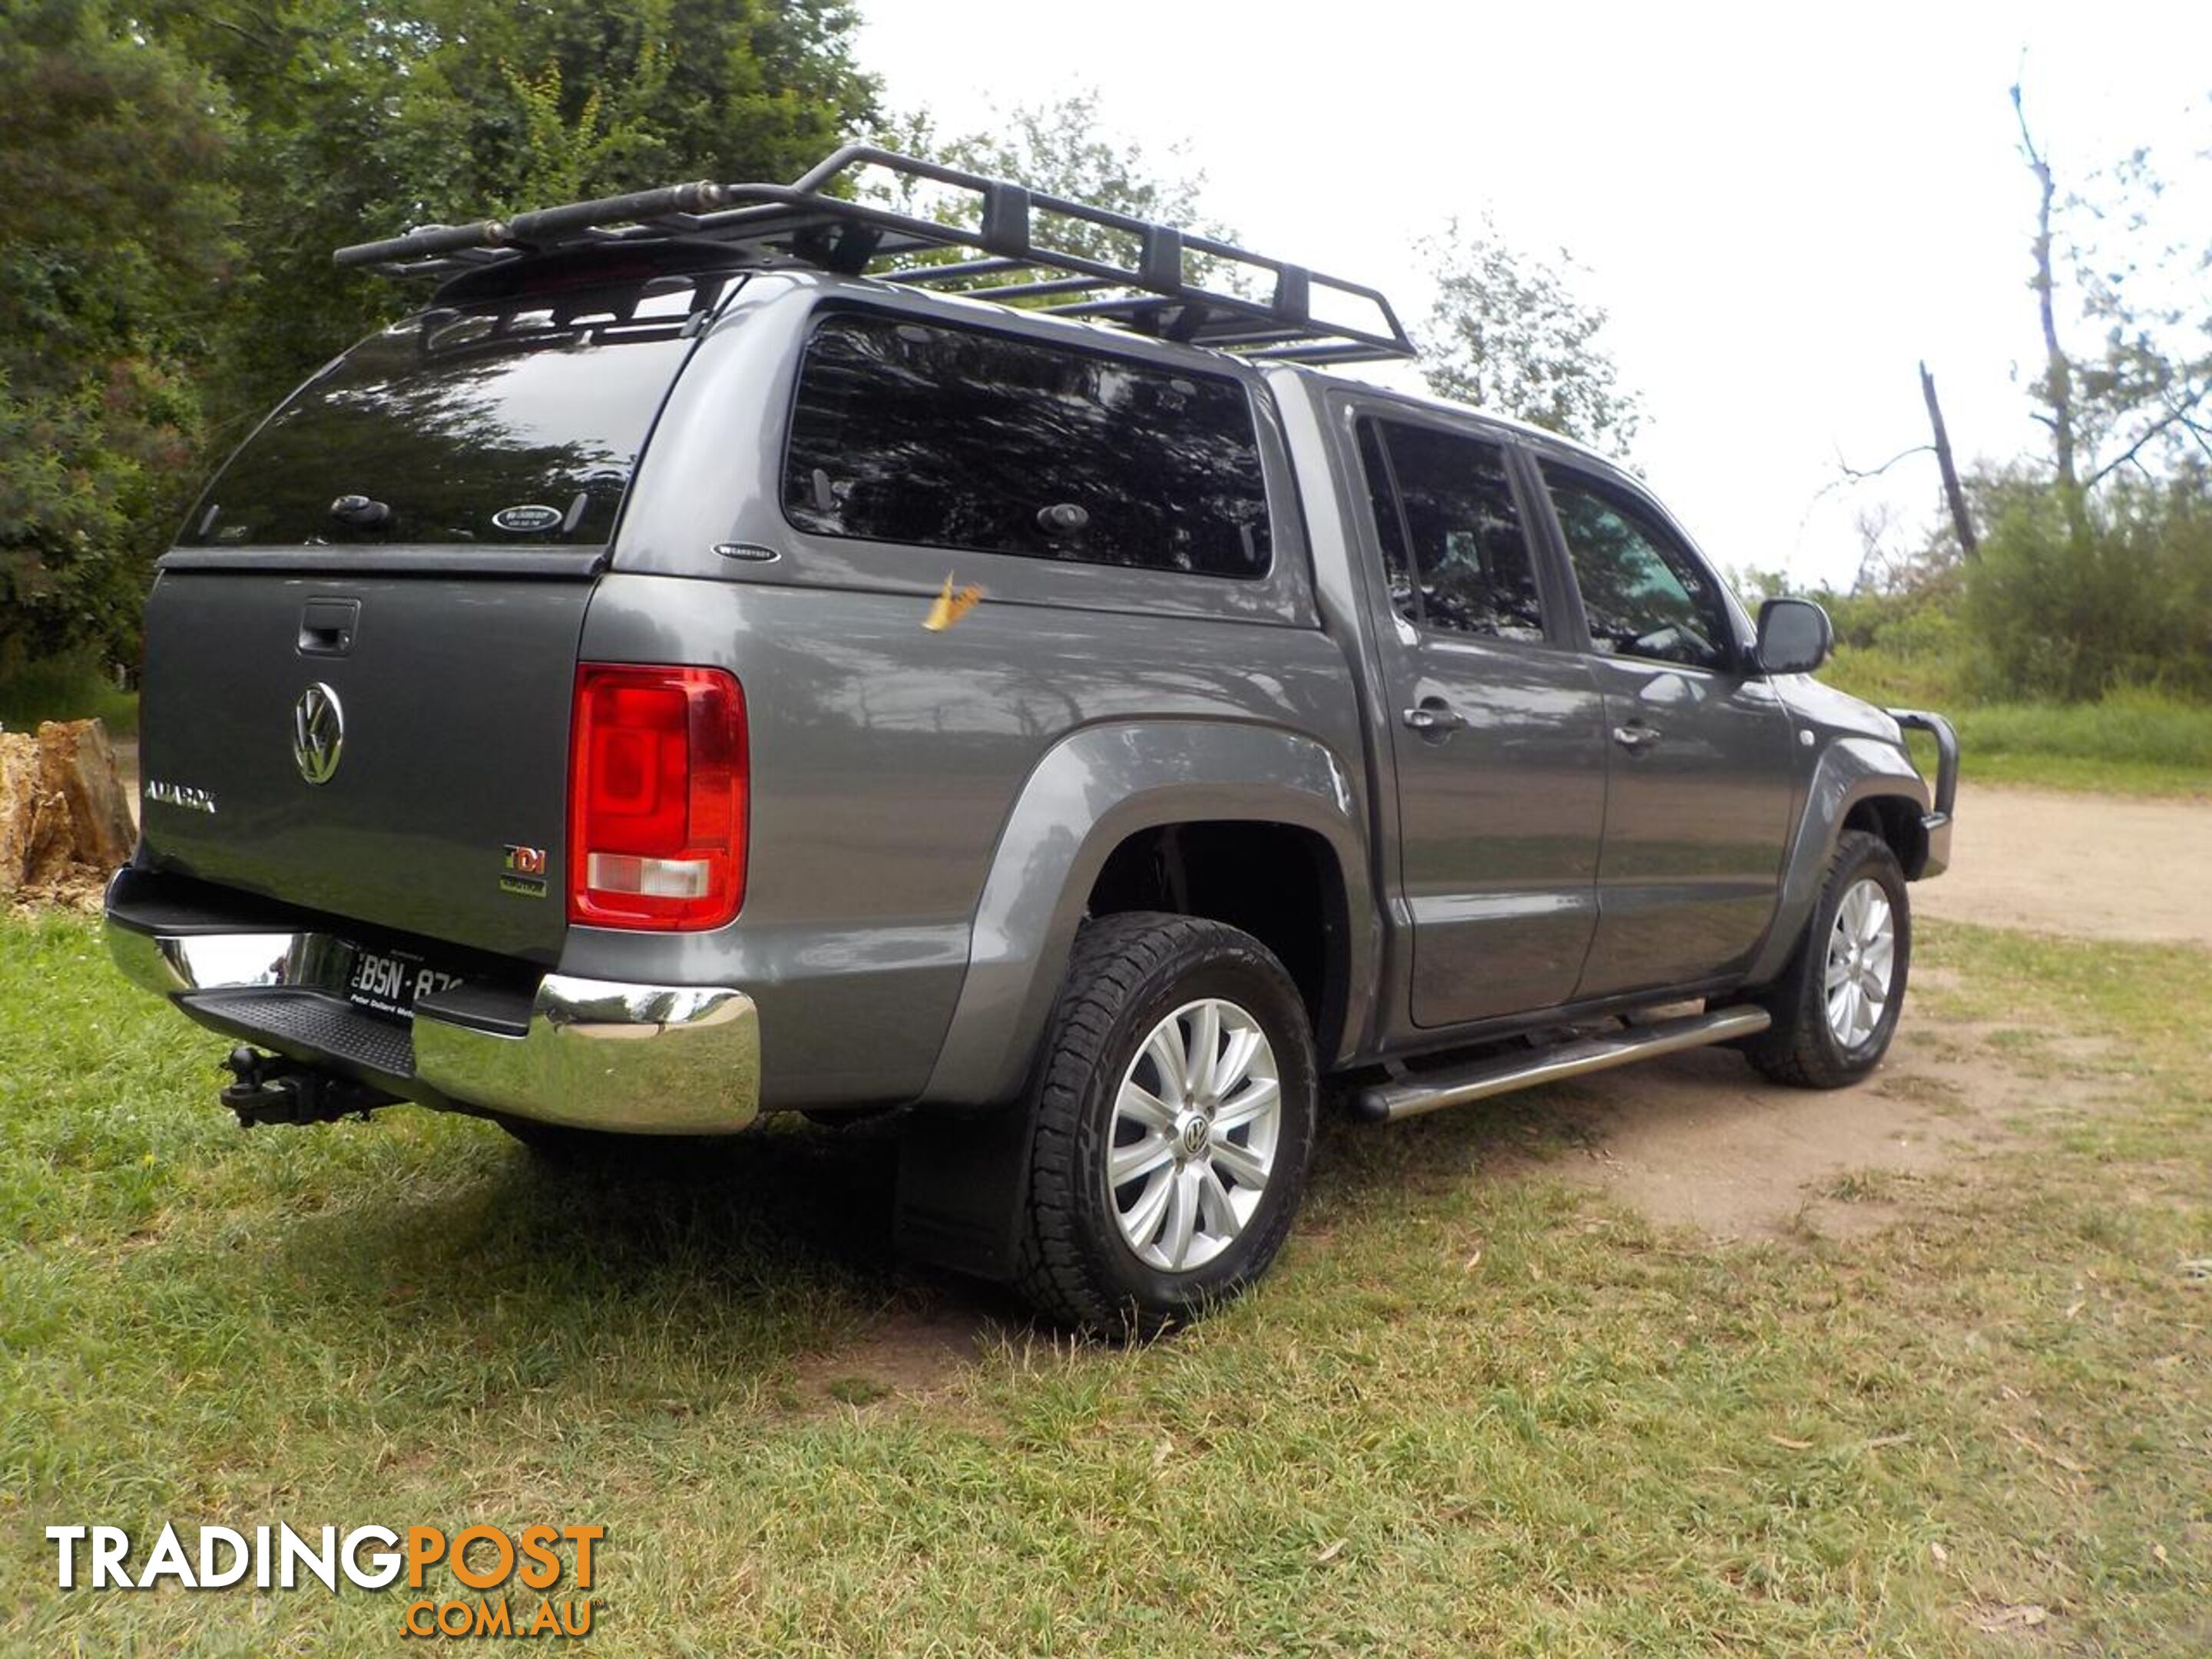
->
(1611, 722), (1661, 750)
(1402, 702), (1467, 736)
(297, 598), (360, 657)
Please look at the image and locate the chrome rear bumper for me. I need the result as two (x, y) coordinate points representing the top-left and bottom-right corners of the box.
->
(104, 886), (759, 1134)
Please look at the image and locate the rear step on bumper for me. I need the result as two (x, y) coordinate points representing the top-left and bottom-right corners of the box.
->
(104, 903), (759, 1135)
(1355, 1005), (1771, 1124)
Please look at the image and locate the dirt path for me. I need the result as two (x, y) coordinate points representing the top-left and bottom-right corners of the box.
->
(1915, 782), (2212, 948)
(1550, 784), (2207, 1243)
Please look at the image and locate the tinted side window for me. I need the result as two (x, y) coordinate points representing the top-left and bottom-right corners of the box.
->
(1355, 418), (1545, 642)
(784, 313), (1271, 578)
(1355, 419), (1418, 620)
(1543, 465), (1731, 671)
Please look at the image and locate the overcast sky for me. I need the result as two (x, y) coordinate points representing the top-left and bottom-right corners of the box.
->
(853, 0), (2210, 588)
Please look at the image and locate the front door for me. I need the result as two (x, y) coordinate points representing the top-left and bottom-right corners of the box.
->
(1536, 460), (1799, 998)
(1350, 413), (1608, 1026)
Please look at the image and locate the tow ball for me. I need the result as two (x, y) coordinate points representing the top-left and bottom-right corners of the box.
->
(220, 1047), (396, 1128)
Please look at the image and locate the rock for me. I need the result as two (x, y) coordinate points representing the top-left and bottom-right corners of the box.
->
(37, 720), (136, 873)
(0, 733), (36, 901)
(0, 718), (136, 907)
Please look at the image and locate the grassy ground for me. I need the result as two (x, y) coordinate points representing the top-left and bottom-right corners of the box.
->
(0, 655), (137, 741)
(1819, 651), (2212, 798)
(2, 912), (2207, 1653)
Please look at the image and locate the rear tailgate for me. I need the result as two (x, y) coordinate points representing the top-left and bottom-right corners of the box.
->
(134, 262), (739, 965)
(137, 571), (586, 963)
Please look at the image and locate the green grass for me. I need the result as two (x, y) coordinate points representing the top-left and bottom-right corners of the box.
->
(2, 911), (2209, 1653)
(1818, 650), (2212, 797)
(0, 653), (137, 740)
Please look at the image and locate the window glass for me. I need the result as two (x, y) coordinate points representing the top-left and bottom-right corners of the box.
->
(1355, 419), (1416, 619)
(1543, 465), (1731, 671)
(784, 313), (1271, 578)
(1355, 418), (1545, 641)
(180, 276), (715, 548)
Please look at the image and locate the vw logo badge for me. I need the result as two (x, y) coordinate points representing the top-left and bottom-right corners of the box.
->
(293, 683), (345, 785)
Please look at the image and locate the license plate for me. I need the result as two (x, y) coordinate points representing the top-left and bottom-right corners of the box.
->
(345, 946), (462, 1022)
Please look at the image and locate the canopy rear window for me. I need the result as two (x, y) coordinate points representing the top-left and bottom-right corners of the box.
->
(180, 273), (727, 550)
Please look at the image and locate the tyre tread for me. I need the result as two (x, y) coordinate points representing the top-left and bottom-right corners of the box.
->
(1746, 830), (1909, 1089)
(1011, 912), (1310, 1336)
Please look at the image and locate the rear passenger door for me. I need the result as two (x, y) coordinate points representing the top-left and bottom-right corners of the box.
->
(1351, 412), (1608, 1025)
(1536, 461), (1798, 998)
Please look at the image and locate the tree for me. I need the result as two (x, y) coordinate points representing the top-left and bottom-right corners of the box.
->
(0, 0), (237, 664)
(2010, 82), (2211, 515)
(1416, 215), (1644, 454)
(144, 0), (880, 449)
(1958, 85), (2212, 698)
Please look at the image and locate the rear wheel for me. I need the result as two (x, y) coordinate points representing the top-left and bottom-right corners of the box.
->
(1012, 912), (1317, 1337)
(1746, 830), (1911, 1088)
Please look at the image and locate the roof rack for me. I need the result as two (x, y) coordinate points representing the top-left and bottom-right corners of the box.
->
(333, 144), (1417, 366)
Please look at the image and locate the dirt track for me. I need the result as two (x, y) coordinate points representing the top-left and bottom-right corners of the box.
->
(1914, 783), (2212, 949)
(1555, 781), (2210, 1250)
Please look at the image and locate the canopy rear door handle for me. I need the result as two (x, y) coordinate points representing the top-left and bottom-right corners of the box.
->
(297, 598), (361, 657)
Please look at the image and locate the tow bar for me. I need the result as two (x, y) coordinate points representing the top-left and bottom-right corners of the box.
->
(220, 1047), (397, 1128)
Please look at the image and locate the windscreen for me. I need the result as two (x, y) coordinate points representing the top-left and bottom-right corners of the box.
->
(180, 273), (727, 550)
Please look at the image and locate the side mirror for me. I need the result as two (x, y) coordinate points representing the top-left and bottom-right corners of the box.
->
(1756, 596), (1833, 675)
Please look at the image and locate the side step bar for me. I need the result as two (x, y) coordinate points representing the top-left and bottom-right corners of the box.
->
(1354, 1005), (1772, 1124)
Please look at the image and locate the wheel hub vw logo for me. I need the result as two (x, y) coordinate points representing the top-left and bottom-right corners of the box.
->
(293, 683), (345, 784)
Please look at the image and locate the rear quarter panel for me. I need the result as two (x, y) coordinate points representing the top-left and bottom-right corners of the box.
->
(567, 576), (1369, 1110)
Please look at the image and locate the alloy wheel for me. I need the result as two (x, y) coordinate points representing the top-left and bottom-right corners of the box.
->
(1106, 998), (1282, 1273)
(1823, 876), (1897, 1049)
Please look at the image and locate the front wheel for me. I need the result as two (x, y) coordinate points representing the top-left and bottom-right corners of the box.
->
(1012, 912), (1318, 1337)
(1745, 829), (1912, 1088)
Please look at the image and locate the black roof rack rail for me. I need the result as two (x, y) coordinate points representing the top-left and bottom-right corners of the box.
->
(333, 144), (1417, 366)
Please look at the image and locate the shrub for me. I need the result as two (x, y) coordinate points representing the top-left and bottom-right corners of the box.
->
(1965, 475), (2212, 702)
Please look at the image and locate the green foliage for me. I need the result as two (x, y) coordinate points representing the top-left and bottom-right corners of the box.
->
(0, 0), (878, 665)
(1417, 214), (1644, 454)
(0, 650), (138, 739)
(1965, 471), (2212, 701)
(0, 1), (237, 664)
(1813, 555), (2212, 795)
(1956, 687), (2212, 770)
(148, 0), (879, 450)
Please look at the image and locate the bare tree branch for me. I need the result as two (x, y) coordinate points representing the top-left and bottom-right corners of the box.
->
(2083, 379), (2212, 486)
(1799, 444), (1935, 531)
(1836, 444), (1934, 482)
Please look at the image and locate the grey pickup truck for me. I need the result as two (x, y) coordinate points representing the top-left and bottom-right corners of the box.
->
(106, 147), (1956, 1333)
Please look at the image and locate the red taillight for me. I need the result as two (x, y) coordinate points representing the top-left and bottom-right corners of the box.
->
(568, 664), (747, 930)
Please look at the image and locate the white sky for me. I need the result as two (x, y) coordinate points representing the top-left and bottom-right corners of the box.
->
(853, 0), (2210, 588)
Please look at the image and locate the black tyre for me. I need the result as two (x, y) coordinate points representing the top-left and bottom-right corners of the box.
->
(1012, 912), (1319, 1337)
(1745, 830), (1912, 1088)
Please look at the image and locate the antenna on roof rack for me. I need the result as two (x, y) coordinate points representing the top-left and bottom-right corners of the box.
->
(333, 144), (1419, 366)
